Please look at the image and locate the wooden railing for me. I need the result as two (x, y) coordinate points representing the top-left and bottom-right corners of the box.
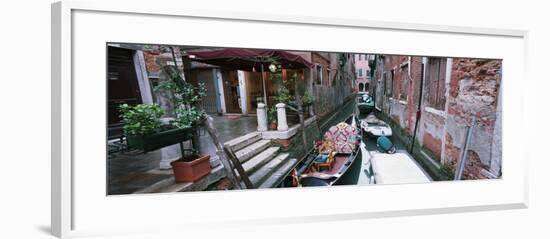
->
(203, 114), (253, 189)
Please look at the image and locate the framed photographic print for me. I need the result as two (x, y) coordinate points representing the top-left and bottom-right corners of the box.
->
(52, 1), (528, 238)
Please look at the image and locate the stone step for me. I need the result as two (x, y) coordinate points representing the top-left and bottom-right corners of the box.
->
(224, 132), (261, 152)
(234, 139), (271, 163)
(146, 164), (226, 193)
(240, 147), (280, 175)
(246, 153), (291, 188)
(258, 156), (298, 189)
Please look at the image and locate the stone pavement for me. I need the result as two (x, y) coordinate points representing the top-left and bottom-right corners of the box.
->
(198, 114), (258, 161)
(108, 114), (258, 195)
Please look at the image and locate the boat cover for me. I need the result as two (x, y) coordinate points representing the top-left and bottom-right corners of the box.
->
(370, 151), (431, 184)
(323, 122), (359, 154)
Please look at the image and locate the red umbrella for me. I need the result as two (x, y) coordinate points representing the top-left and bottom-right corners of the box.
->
(186, 48), (313, 106)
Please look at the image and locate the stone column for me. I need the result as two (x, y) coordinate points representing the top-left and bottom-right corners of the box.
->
(159, 144), (182, 169)
(276, 103), (288, 131)
(158, 117), (181, 169)
(256, 103), (268, 132)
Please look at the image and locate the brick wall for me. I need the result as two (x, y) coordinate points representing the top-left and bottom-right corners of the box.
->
(139, 45), (188, 116)
(373, 55), (502, 180)
(310, 53), (355, 119)
(443, 59), (502, 179)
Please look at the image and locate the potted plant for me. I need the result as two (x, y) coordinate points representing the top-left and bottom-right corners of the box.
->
(301, 90), (315, 117)
(301, 90), (315, 106)
(155, 65), (211, 182)
(268, 106), (278, 130)
(119, 103), (194, 152)
(169, 99), (211, 182)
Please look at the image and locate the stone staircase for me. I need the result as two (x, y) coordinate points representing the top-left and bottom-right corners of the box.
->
(224, 132), (298, 189)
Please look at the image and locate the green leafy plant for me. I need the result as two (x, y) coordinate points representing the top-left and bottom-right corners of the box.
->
(119, 104), (165, 136)
(301, 90), (315, 105)
(268, 105), (277, 123)
(173, 106), (204, 128)
(154, 65), (207, 129)
(270, 70), (292, 104)
(154, 65), (207, 159)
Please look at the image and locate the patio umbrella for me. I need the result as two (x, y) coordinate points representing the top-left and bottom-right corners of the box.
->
(186, 48), (313, 107)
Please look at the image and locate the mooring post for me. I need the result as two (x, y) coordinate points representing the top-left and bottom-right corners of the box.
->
(256, 103), (268, 132)
(276, 103), (289, 131)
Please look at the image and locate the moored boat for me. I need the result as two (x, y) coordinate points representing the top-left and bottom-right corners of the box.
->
(360, 114), (392, 138)
(282, 115), (363, 187)
(364, 150), (431, 185)
(357, 93), (375, 115)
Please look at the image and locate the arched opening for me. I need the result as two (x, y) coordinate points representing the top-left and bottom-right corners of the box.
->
(359, 83), (364, 92)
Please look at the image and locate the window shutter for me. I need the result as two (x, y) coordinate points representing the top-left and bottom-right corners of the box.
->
(428, 58), (438, 107)
(437, 58), (447, 109)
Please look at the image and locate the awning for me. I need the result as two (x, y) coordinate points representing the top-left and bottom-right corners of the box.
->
(186, 48), (313, 71)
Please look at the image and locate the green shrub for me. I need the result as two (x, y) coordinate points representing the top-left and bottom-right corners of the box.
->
(301, 90), (315, 105)
(119, 104), (164, 135)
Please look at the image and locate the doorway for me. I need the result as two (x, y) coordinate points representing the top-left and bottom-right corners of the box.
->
(221, 70), (242, 114)
(107, 46), (142, 139)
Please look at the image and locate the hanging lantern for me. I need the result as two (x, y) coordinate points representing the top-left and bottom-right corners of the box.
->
(268, 63), (277, 72)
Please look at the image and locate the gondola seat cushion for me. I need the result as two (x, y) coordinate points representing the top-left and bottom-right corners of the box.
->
(312, 151), (336, 171)
(323, 122), (359, 154)
(314, 154), (330, 163)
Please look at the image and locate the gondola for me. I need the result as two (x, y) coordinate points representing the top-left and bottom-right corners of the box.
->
(282, 115), (363, 187)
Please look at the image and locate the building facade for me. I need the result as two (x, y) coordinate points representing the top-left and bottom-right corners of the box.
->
(107, 44), (357, 133)
(354, 54), (372, 93)
(370, 55), (502, 179)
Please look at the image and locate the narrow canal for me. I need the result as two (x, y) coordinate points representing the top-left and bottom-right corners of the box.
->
(348, 112), (411, 185)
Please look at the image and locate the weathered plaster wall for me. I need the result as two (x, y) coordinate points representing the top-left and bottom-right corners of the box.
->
(141, 45), (187, 115)
(373, 55), (502, 180)
(309, 53), (356, 119)
(443, 59), (502, 179)
(379, 56), (423, 135)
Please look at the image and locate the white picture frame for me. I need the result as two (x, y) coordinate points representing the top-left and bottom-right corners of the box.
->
(51, 1), (528, 238)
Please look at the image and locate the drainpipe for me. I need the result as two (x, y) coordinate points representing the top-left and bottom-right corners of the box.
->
(294, 80), (308, 148)
(454, 116), (476, 180)
(409, 62), (425, 154)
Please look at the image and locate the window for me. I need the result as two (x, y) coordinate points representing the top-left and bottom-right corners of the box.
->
(426, 58), (447, 110)
(384, 70), (394, 97)
(358, 68), (363, 77)
(400, 64), (409, 101)
(315, 64), (323, 85)
(359, 83), (364, 92)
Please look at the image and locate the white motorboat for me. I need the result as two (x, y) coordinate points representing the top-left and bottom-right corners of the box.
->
(364, 150), (431, 185)
(360, 114), (393, 137)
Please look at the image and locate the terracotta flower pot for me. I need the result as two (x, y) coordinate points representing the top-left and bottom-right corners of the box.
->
(270, 121), (278, 130)
(170, 154), (211, 182)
